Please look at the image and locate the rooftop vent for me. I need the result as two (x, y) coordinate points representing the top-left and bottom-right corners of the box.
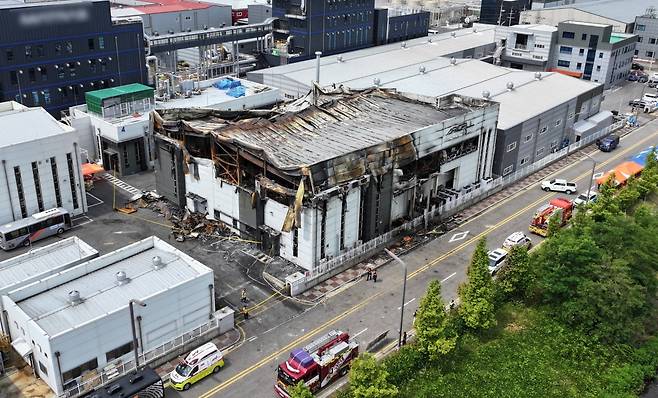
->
(373, 77), (381, 87)
(116, 271), (130, 286)
(451, 32), (456, 38)
(473, 27), (478, 33)
(152, 256), (164, 270)
(534, 72), (542, 80)
(401, 41), (407, 48)
(337, 55), (344, 63)
(450, 57), (457, 65)
(482, 90), (490, 99)
(419, 65), (426, 74)
(506, 81), (515, 90)
(68, 290), (83, 306)
(428, 37), (433, 43)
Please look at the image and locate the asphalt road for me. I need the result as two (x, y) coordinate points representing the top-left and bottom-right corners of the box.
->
(165, 119), (658, 398)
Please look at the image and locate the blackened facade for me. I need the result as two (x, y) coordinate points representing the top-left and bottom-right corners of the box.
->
(0, 0), (147, 118)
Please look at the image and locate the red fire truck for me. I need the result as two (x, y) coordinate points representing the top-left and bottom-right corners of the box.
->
(275, 330), (359, 397)
(529, 197), (573, 237)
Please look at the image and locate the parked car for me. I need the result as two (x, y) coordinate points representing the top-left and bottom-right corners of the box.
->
(632, 62), (644, 71)
(596, 134), (619, 152)
(629, 98), (647, 108)
(628, 70), (648, 82)
(488, 248), (508, 275)
(574, 190), (598, 206)
(541, 178), (577, 194)
(502, 232), (532, 250)
(642, 92), (658, 103)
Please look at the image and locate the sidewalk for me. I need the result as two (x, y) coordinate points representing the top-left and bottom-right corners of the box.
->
(0, 367), (54, 398)
(296, 122), (639, 303)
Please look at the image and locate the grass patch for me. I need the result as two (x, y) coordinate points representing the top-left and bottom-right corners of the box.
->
(392, 303), (648, 398)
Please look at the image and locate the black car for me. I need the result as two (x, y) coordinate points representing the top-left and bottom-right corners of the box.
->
(632, 62), (645, 71)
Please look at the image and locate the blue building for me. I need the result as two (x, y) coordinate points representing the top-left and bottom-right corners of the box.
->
(0, 0), (147, 117)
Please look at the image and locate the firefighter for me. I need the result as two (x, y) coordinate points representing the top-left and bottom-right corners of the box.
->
(366, 267), (372, 281)
(241, 288), (248, 303)
(242, 306), (249, 320)
(372, 269), (378, 283)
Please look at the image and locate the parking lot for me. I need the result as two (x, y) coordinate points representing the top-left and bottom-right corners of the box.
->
(0, 173), (308, 329)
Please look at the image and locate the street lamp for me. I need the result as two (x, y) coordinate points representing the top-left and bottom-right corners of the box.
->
(129, 299), (147, 369)
(583, 152), (597, 205)
(385, 248), (407, 348)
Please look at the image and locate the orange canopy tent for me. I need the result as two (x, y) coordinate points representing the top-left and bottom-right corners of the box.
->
(596, 161), (644, 186)
(81, 163), (105, 177)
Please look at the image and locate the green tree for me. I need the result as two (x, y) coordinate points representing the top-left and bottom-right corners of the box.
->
(415, 280), (458, 360)
(590, 178), (621, 221)
(617, 177), (641, 212)
(546, 212), (562, 237)
(458, 238), (497, 330)
(348, 353), (398, 398)
(496, 246), (531, 300)
(289, 381), (314, 398)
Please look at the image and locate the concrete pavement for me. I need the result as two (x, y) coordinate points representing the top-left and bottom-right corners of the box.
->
(166, 119), (658, 398)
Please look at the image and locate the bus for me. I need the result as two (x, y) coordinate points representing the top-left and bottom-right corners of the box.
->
(0, 208), (72, 250)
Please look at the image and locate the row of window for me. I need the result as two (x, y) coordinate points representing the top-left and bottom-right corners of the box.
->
(506, 120), (565, 153)
(4, 37), (105, 63)
(13, 80), (114, 107)
(324, 27), (372, 50)
(324, 10), (373, 27)
(559, 46), (606, 59)
(11, 156), (73, 220)
(9, 58), (113, 86)
(561, 31), (597, 42)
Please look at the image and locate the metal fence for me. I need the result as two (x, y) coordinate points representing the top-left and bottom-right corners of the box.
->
(62, 316), (221, 397)
(307, 120), (625, 282)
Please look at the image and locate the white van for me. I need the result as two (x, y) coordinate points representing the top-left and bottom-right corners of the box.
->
(170, 342), (224, 391)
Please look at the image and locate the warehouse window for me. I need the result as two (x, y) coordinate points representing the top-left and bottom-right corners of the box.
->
(557, 60), (570, 67)
(636, 24), (646, 31)
(555, 119), (562, 126)
(38, 362), (48, 376)
(106, 342), (133, 362)
(6, 49), (13, 62)
(99, 37), (105, 49)
(292, 228), (298, 257)
(519, 156), (529, 166)
(63, 358), (98, 382)
(503, 164), (513, 176)
(32, 162), (44, 212)
(320, 202), (326, 260)
(88, 38), (95, 50)
(50, 157), (62, 207)
(524, 134), (532, 143)
(506, 142), (517, 152)
(340, 195), (347, 250)
(66, 153), (79, 209)
(536, 147), (545, 157)
(539, 126), (548, 134)
(562, 31), (575, 39)
(559, 46), (572, 54)
(14, 166), (27, 218)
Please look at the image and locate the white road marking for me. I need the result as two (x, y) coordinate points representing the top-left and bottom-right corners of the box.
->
(71, 215), (93, 228)
(449, 231), (469, 242)
(441, 272), (457, 283)
(397, 298), (416, 310)
(247, 336), (258, 342)
(353, 328), (368, 338)
(112, 230), (138, 234)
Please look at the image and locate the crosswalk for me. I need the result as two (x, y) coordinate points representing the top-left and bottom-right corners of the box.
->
(100, 172), (143, 196)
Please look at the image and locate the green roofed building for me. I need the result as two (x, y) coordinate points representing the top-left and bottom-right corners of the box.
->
(69, 83), (155, 176)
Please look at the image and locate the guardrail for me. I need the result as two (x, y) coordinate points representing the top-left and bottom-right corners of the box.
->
(61, 316), (221, 397)
(305, 120), (624, 282)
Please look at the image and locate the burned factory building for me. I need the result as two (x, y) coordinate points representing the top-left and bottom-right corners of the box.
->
(153, 88), (499, 274)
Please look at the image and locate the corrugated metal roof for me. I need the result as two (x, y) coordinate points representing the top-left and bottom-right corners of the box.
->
(0, 237), (97, 294)
(85, 83), (154, 103)
(14, 237), (211, 337)
(187, 90), (474, 170)
(248, 24), (497, 90)
(547, 0), (656, 23)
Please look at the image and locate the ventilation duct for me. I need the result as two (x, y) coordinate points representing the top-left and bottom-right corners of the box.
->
(450, 57), (457, 65)
(68, 290), (83, 306)
(482, 90), (491, 99)
(534, 72), (543, 80)
(506, 81), (514, 90)
(373, 77), (381, 87)
(116, 271), (130, 286)
(419, 65), (426, 74)
(152, 256), (164, 270)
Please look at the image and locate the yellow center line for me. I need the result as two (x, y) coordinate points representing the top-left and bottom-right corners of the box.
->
(195, 129), (658, 398)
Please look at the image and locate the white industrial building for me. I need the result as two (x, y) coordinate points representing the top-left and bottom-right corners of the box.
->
(493, 24), (558, 70)
(0, 237), (98, 336)
(0, 102), (88, 225)
(110, 0), (233, 36)
(155, 75), (281, 111)
(153, 89), (499, 273)
(247, 24), (499, 99)
(520, 0), (656, 33)
(2, 236), (215, 396)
